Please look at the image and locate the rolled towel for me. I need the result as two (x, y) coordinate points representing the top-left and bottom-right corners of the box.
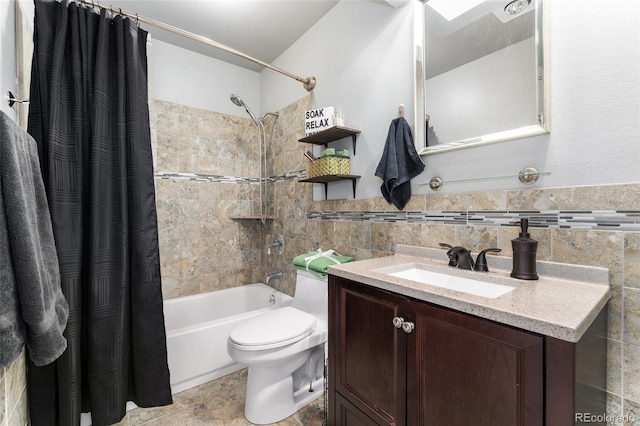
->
(293, 249), (354, 275)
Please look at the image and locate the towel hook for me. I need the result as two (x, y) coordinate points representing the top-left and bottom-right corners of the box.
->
(398, 104), (404, 117)
(6, 91), (29, 107)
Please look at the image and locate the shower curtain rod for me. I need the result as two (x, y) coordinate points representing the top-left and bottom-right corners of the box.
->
(73, 0), (317, 91)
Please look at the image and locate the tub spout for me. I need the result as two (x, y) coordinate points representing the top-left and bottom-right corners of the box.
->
(265, 271), (283, 285)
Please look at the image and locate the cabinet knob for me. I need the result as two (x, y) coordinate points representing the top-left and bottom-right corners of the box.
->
(392, 317), (405, 328)
(402, 321), (415, 334)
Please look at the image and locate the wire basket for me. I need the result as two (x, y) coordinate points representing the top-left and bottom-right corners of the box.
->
(308, 155), (350, 178)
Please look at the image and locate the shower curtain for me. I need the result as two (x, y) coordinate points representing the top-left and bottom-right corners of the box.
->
(26, 1), (172, 425)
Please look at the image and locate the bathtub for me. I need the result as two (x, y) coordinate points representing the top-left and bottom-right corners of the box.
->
(164, 283), (293, 394)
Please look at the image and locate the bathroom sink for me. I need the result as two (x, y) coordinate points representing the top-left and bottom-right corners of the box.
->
(375, 264), (516, 299)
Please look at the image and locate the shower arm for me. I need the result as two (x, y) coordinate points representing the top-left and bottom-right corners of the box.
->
(74, 0), (317, 91)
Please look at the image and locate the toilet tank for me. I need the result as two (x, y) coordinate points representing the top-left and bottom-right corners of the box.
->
(292, 270), (328, 318)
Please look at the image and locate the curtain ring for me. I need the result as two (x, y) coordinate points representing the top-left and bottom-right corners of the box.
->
(135, 13), (139, 26)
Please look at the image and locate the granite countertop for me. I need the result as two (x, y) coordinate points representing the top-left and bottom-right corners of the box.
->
(327, 245), (611, 343)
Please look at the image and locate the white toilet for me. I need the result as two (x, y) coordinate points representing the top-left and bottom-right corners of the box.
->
(227, 270), (328, 425)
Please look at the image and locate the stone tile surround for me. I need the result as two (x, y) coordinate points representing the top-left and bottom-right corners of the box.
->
(148, 94), (640, 424)
(308, 208), (640, 231)
(291, 184), (640, 425)
(150, 99), (266, 299)
(0, 350), (28, 426)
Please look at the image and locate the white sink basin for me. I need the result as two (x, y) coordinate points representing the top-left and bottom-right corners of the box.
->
(377, 265), (516, 299)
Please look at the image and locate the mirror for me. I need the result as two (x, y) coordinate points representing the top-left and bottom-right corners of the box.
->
(414, 0), (549, 155)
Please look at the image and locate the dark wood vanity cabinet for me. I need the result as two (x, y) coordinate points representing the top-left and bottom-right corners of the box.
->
(330, 277), (408, 425)
(328, 275), (607, 426)
(405, 298), (543, 426)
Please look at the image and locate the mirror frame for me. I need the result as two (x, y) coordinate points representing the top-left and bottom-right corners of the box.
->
(414, 0), (550, 156)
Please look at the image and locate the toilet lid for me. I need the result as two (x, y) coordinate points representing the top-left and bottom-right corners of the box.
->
(229, 307), (317, 349)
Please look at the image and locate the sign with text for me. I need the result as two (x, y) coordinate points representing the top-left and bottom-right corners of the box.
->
(305, 106), (334, 135)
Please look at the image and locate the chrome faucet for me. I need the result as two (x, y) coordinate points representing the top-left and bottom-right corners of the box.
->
(265, 271), (283, 284)
(267, 235), (285, 255)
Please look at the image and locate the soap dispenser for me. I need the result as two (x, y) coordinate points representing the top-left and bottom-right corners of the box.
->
(510, 218), (539, 280)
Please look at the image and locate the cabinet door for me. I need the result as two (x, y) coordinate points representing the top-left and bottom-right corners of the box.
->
(329, 277), (407, 426)
(407, 300), (544, 426)
(333, 393), (389, 426)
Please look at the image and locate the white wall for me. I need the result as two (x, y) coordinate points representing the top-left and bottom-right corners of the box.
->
(0, 0), (17, 121)
(426, 37), (536, 144)
(264, 0), (640, 198)
(148, 39), (261, 117)
(3, 0), (639, 197)
(0, 2), (261, 122)
(419, 0), (640, 195)
(262, 0), (415, 199)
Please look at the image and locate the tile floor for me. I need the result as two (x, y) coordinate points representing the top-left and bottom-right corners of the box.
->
(125, 369), (326, 425)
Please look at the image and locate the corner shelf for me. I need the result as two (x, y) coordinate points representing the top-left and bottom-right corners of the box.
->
(298, 174), (360, 199)
(298, 126), (361, 155)
(298, 126), (362, 200)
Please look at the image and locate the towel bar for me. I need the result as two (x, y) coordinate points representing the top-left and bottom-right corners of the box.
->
(422, 167), (550, 191)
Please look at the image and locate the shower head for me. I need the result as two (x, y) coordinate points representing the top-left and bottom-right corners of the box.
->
(230, 93), (258, 123)
(230, 94), (244, 107)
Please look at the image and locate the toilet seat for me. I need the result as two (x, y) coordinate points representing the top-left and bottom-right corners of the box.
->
(229, 307), (317, 351)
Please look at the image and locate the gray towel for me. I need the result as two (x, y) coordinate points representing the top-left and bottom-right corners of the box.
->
(0, 110), (68, 368)
(375, 117), (425, 210)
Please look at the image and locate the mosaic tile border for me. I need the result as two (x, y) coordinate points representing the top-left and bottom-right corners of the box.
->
(308, 210), (640, 231)
(154, 171), (640, 231)
(154, 170), (306, 184)
(155, 171), (257, 184)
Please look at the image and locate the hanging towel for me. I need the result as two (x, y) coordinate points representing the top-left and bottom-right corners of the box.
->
(0, 110), (68, 368)
(293, 249), (354, 275)
(375, 117), (425, 210)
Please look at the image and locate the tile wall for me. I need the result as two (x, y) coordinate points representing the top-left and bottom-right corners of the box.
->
(4, 95), (638, 425)
(148, 96), (317, 299)
(262, 96), (640, 424)
(149, 99), (266, 298)
(292, 187), (640, 424)
(0, 351), (28, 426)
(149, 94), (640, 422)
